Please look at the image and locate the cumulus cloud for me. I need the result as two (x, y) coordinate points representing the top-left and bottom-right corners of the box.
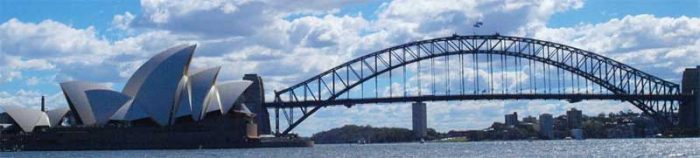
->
(535, 14), (700, 81)
(0, 19), (112, 60)
(131, 0), (367, 39)
(134, 0), (273, 38)
(0, 19), (123, 83)
(0, 18), (194, 86)
(374, 0), (583, 39)
(0, 89), (66, 112)
(288, 15), (369, 48)
(112, 12), (135, 30)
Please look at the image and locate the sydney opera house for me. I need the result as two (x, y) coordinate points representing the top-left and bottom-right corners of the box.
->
(0, 44), (294, 151)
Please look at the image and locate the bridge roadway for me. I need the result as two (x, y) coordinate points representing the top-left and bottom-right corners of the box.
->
(265, 94), (690, 108)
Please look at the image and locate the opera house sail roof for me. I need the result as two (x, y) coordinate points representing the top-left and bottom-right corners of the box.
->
(45, 107), (70, 127)
(187, 67), (222, 121)
(1, 44), (256, 132)
(0, 105), (52, 132)
(60, 81), (112, 125)
(218, 81), (253, 114)
(121, 45), (196, 126)
(85, 89), (131, 125)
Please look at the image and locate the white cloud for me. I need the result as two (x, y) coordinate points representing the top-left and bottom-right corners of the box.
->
(374, 0), (583, 39)
(535, 14), (700, 81)
(132, 0), (366, 39)
(0, 89), (66, 112)
(112, 12), (135, 30)
(0, 71), (22, 83)
(1, 56), (55, 70)
(288, 15), (369, 48)
(0, 19), (113, 60)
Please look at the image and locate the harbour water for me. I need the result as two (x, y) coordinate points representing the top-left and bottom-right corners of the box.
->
(3, 138), (700, 157)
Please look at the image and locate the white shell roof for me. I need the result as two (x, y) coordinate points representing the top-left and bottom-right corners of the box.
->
(121, 44), (196, 126)
(174, 77), (192, 119)
(85, 89), (132, 125)
(110, 99), (148, 121)
(188, 67), (221, 120)
(60, 81), (110, 125)
(36, 113), (50, 127)
(0, 105), (48, 132)
(203, 88), (222, 117)
(46, 107), (70, 127)
(216, 81), (253, 114)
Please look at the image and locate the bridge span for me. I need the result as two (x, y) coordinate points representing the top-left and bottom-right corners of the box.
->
(261, 34), (700, 135)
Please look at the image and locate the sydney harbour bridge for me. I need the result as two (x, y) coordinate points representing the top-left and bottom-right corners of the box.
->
(262, 34), (699, 135)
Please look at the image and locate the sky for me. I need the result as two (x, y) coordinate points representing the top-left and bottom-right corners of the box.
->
(0, 0), (699, 136)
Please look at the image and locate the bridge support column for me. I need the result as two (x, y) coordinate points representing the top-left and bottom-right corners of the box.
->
(680, 67), (700, 129)
(412, 102), (427, 139)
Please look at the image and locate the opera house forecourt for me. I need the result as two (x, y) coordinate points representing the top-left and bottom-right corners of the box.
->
(0, 44), (309, 151)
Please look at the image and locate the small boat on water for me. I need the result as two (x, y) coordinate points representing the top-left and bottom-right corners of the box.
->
(357, 139), (368, 144)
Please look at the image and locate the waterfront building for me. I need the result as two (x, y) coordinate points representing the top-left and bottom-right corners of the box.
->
(523, 115), (537, 124)
(0, 44), (258, 133)
(570, 129), (584, 139)
(505, 112), (518, 126)
(606, 122), (636, 138)
(412, 102), (427, 138)
(447, 130), (487, 141)
(539, 113), (554, 139)
(567, 108), (583, 129)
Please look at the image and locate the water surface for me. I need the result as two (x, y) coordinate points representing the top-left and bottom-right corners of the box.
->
(3, 138), (699, 157)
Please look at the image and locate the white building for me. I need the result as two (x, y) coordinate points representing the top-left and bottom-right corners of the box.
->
(1, 44), (255, 132)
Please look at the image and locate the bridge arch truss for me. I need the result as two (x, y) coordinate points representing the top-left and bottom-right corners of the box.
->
(270, 35), (684, 135)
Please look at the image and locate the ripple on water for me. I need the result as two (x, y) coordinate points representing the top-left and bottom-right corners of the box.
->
(4, 138), (700, 157)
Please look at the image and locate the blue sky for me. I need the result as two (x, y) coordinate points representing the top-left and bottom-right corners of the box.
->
(0, 0), (699, 136)
(3, 0), (697, 36)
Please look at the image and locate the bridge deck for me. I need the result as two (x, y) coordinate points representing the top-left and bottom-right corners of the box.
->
(266, 94), (690, 108)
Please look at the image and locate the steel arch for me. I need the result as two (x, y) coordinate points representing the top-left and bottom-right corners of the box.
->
(270, 34), (683, 135)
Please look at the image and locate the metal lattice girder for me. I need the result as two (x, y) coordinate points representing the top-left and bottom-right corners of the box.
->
(270, 34), (685, 135)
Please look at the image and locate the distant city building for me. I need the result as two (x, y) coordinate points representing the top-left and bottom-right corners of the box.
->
(606, 122), (636, 138)
(567, 108), (583, 129)
(523, 115), (537, 124)
(412, 102), (427, 138)
(505, 112), (518, 126)
(570, 129), (584, 140)
(539, 113), (553, 139)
